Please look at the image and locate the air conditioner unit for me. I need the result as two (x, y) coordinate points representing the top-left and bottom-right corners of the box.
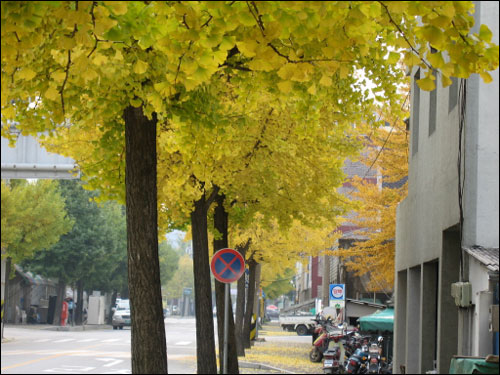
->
(451, 282), (472, 307)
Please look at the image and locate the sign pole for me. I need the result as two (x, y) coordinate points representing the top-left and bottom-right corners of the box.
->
(210, 248), (246, 375)
(223, 282), (229, 374)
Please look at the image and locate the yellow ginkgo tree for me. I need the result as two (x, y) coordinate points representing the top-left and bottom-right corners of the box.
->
(333, 104), (409, 293)
(2, 2), (498, 373)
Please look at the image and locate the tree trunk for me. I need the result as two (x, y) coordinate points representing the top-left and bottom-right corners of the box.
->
(235, 241), (249, 357)
(108, 291), (117, 324)
(53, 279), (65, 326)
(253, 263), (262, 330)
(191, 193), (217, 374)
(75, 279), (84, 325)
(2, 257), (12, 338)
(213, 193), (239, 374)
(124, 106), (168, 374)
(243, 259), (257, 349)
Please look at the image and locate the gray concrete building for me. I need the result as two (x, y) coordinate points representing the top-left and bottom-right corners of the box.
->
(394, 2), (499, 373)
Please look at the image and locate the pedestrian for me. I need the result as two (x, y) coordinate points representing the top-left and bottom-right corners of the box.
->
(67, 298), (74, 325)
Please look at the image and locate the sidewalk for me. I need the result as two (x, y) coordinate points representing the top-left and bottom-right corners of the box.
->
(237, 322), (322, 374)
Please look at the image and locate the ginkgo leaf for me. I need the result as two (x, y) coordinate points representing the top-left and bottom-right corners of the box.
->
(133, 60), (149, 75)
(104, 1), (128, 15)
(387, 52), (400, 65)
(307, 83), (317, 95)
(277, 80), (292, 93)
(319, 75), (332, 87)
(427, 52), (445, 69)
(45, 86), (60, 101)
(480, 71), (493, 84)
(416, 76), (436, 91)
(52, 71), (67, 83)
(18, 68), (37, 80)
(479, 24), (493, 43)
(441, 75), (452, 88)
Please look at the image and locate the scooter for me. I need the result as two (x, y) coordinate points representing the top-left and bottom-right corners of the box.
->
(310, 317), (337, 362)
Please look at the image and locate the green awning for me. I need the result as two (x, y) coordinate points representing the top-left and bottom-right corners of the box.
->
(449, 357), (499, 374)
(359, 307), (394, 332)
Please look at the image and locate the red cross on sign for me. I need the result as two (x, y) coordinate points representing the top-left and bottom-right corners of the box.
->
(211, 248), (245, 283)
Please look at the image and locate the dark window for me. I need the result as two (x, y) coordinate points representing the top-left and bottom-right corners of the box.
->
(412, 69), (420, 156)
(449, 77), (459, 113)
(429, 84), (437, 136)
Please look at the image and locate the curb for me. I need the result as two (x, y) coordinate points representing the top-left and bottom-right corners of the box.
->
(43, 325), (113, 331)
(239, 361), (296, 374)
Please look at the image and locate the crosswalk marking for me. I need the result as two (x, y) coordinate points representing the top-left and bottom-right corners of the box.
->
(34, 339), (52, 343)
(174, 341), (191, 346)
(53, 338), (76, 343)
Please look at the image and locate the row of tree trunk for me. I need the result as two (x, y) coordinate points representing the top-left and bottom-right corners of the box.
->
(122, 106), (265, 373)
(191, 190), (261, 374)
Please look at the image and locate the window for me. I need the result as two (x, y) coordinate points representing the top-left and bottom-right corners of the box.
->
(429, 84), (437, 136)
(449, 77), (459, 112)
(412, 69), (420, 156)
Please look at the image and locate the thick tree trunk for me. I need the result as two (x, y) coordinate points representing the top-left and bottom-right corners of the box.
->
(124, 106), (168, 374)
(75, 279), (84, 325)
(191, 193), (217, 374)
(213, 193), (239, 374)
(235, 242), (249, 357)
(243, 259), (257, 349)
(53, 279), (65, 326)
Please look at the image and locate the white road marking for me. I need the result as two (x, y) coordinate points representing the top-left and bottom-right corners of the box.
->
(34, 339), (52, 343)
(53, 338), (76, 343)
(44, 365), (96, 373)
(96, 358), (124, 367)
(173, 341), (191, 346)
(101, 339), (121, 343)
(78, 338), (99, 342)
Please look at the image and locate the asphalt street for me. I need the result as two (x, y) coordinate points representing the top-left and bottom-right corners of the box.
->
(1, 317), (201, 374)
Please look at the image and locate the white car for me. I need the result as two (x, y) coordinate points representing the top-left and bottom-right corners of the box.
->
(112, 299), (131, 330)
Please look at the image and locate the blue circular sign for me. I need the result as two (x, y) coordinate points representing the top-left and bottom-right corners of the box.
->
(211, 248), (245, 283)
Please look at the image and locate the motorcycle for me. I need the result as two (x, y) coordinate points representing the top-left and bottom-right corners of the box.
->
(367, 340), (382, 374)
(345, 342), (370, 374)
(322, 333), (345, 374)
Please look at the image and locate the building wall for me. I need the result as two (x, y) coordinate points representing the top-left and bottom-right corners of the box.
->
(394, 2), (499, 373)
(463, 2), (500, 249)
(468, 256), (494, 356)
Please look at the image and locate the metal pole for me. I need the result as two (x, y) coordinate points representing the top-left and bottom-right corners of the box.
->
(223, 282), (229, 374)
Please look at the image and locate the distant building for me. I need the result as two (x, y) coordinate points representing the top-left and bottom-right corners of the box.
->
(394, 2), (499, 373)
(295, 158), (390, 307)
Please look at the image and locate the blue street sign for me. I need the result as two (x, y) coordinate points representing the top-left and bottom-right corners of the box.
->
(211, 248), (245, 283)
(329, 284), (345, 300)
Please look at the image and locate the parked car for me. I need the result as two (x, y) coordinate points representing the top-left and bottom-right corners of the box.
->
(265, 305), (280, 319)
(112, 299), (131, 330)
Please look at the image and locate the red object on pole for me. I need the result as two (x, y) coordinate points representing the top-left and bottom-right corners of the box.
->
(61, 301), (68, 326)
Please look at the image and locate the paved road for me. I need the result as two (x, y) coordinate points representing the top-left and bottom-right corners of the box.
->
(1, 318), (202, 374)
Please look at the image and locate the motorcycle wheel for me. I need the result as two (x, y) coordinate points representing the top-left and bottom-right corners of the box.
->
(309, 347), (323, 362)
